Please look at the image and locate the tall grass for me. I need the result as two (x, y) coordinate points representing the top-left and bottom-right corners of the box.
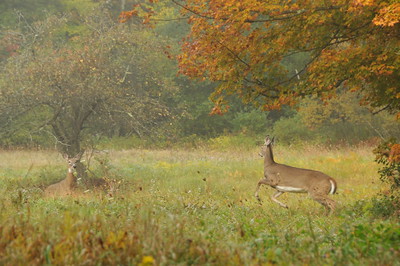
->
(0, 144), (399, 265)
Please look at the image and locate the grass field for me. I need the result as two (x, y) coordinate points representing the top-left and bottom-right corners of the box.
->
(0, 144), (399, 265)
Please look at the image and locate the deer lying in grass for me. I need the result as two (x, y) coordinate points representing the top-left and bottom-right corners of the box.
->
(255, 136), (337, 213)
(44, 153), (82, 197)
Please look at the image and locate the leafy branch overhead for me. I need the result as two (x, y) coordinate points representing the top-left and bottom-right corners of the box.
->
(122, 0), (399, 115)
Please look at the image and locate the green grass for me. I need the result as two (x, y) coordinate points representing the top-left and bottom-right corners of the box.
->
(0, 145), (399, 265)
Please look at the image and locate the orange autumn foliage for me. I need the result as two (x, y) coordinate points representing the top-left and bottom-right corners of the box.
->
(373, 3), (400, 26)
(121, 0), (399, 114)
(389, 144), (400, 163)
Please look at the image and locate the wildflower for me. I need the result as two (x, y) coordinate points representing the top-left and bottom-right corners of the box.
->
(140, 256), (155, 266)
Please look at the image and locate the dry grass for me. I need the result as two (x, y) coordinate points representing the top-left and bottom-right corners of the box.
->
(0, 145), (398, 265)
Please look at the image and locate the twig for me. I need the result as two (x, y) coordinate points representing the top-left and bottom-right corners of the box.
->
(372, 104), (391, 115)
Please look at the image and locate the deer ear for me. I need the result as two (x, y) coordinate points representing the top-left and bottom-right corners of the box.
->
(271, 137), (275, 145)
(74, 150), (84, 160)
(265, 136), (271, 145)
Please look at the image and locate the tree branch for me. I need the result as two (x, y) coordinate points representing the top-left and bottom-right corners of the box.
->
(372, 104), (391, 115)
(171, 0), (343, 23)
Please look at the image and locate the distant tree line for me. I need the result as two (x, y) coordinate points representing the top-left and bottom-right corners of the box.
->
(0, 0), (399, 152)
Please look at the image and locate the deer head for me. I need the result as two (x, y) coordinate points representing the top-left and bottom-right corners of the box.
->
(259, 136), (275, 157)
(63, 153), (83, 173)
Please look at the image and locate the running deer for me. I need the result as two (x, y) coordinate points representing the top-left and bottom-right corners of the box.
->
(44, 153), (82, 197)
(255, 136), (337, 213)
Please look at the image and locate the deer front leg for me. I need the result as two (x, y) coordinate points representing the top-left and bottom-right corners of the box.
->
(255, 178), (270, 201)
(255, 173), (281, 201)
(271, 191), (289, 209)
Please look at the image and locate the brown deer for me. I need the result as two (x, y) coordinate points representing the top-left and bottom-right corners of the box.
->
(255, 136), (337, 213)
(44, 153), (82, 197)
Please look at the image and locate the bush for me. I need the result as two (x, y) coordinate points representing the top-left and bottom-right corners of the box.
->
(179, 102), (233, 138)
(231, 110), (269, 134)
(370, 196), (399, 218)
(272, 115), (319, 145)
(371, 139), (400, 218)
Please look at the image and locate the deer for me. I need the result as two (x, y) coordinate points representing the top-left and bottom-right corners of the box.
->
(255, 136), (337, 213)
(44, 153), (82, 197)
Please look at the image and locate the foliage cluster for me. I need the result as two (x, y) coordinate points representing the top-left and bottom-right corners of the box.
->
(168, 0), (400, 116)
(372, 139), (400, 217)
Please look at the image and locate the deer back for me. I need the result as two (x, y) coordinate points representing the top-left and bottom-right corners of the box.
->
(265, 163), (335, 192)
(44, 178), (74, 196)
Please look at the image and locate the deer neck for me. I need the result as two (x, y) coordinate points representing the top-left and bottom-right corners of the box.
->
(264, 145), (275, 167)
(66, 168), (77, 186)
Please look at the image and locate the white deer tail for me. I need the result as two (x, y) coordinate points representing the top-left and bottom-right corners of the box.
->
(329, 179), (337, 195)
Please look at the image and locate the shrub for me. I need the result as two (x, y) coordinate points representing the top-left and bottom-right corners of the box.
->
(272, 115), (319, 145)
(371, 139), (400, 218)
(231, 110), (269, 134)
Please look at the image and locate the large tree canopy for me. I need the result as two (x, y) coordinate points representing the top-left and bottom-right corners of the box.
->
(124, 0), (399, 115)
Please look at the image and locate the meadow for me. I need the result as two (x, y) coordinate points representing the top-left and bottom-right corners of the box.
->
(0, 142), (399, 265)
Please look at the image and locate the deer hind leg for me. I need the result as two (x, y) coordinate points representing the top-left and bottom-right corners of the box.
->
(310, 193), (336, 214)
(271, 191), (288, 209)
